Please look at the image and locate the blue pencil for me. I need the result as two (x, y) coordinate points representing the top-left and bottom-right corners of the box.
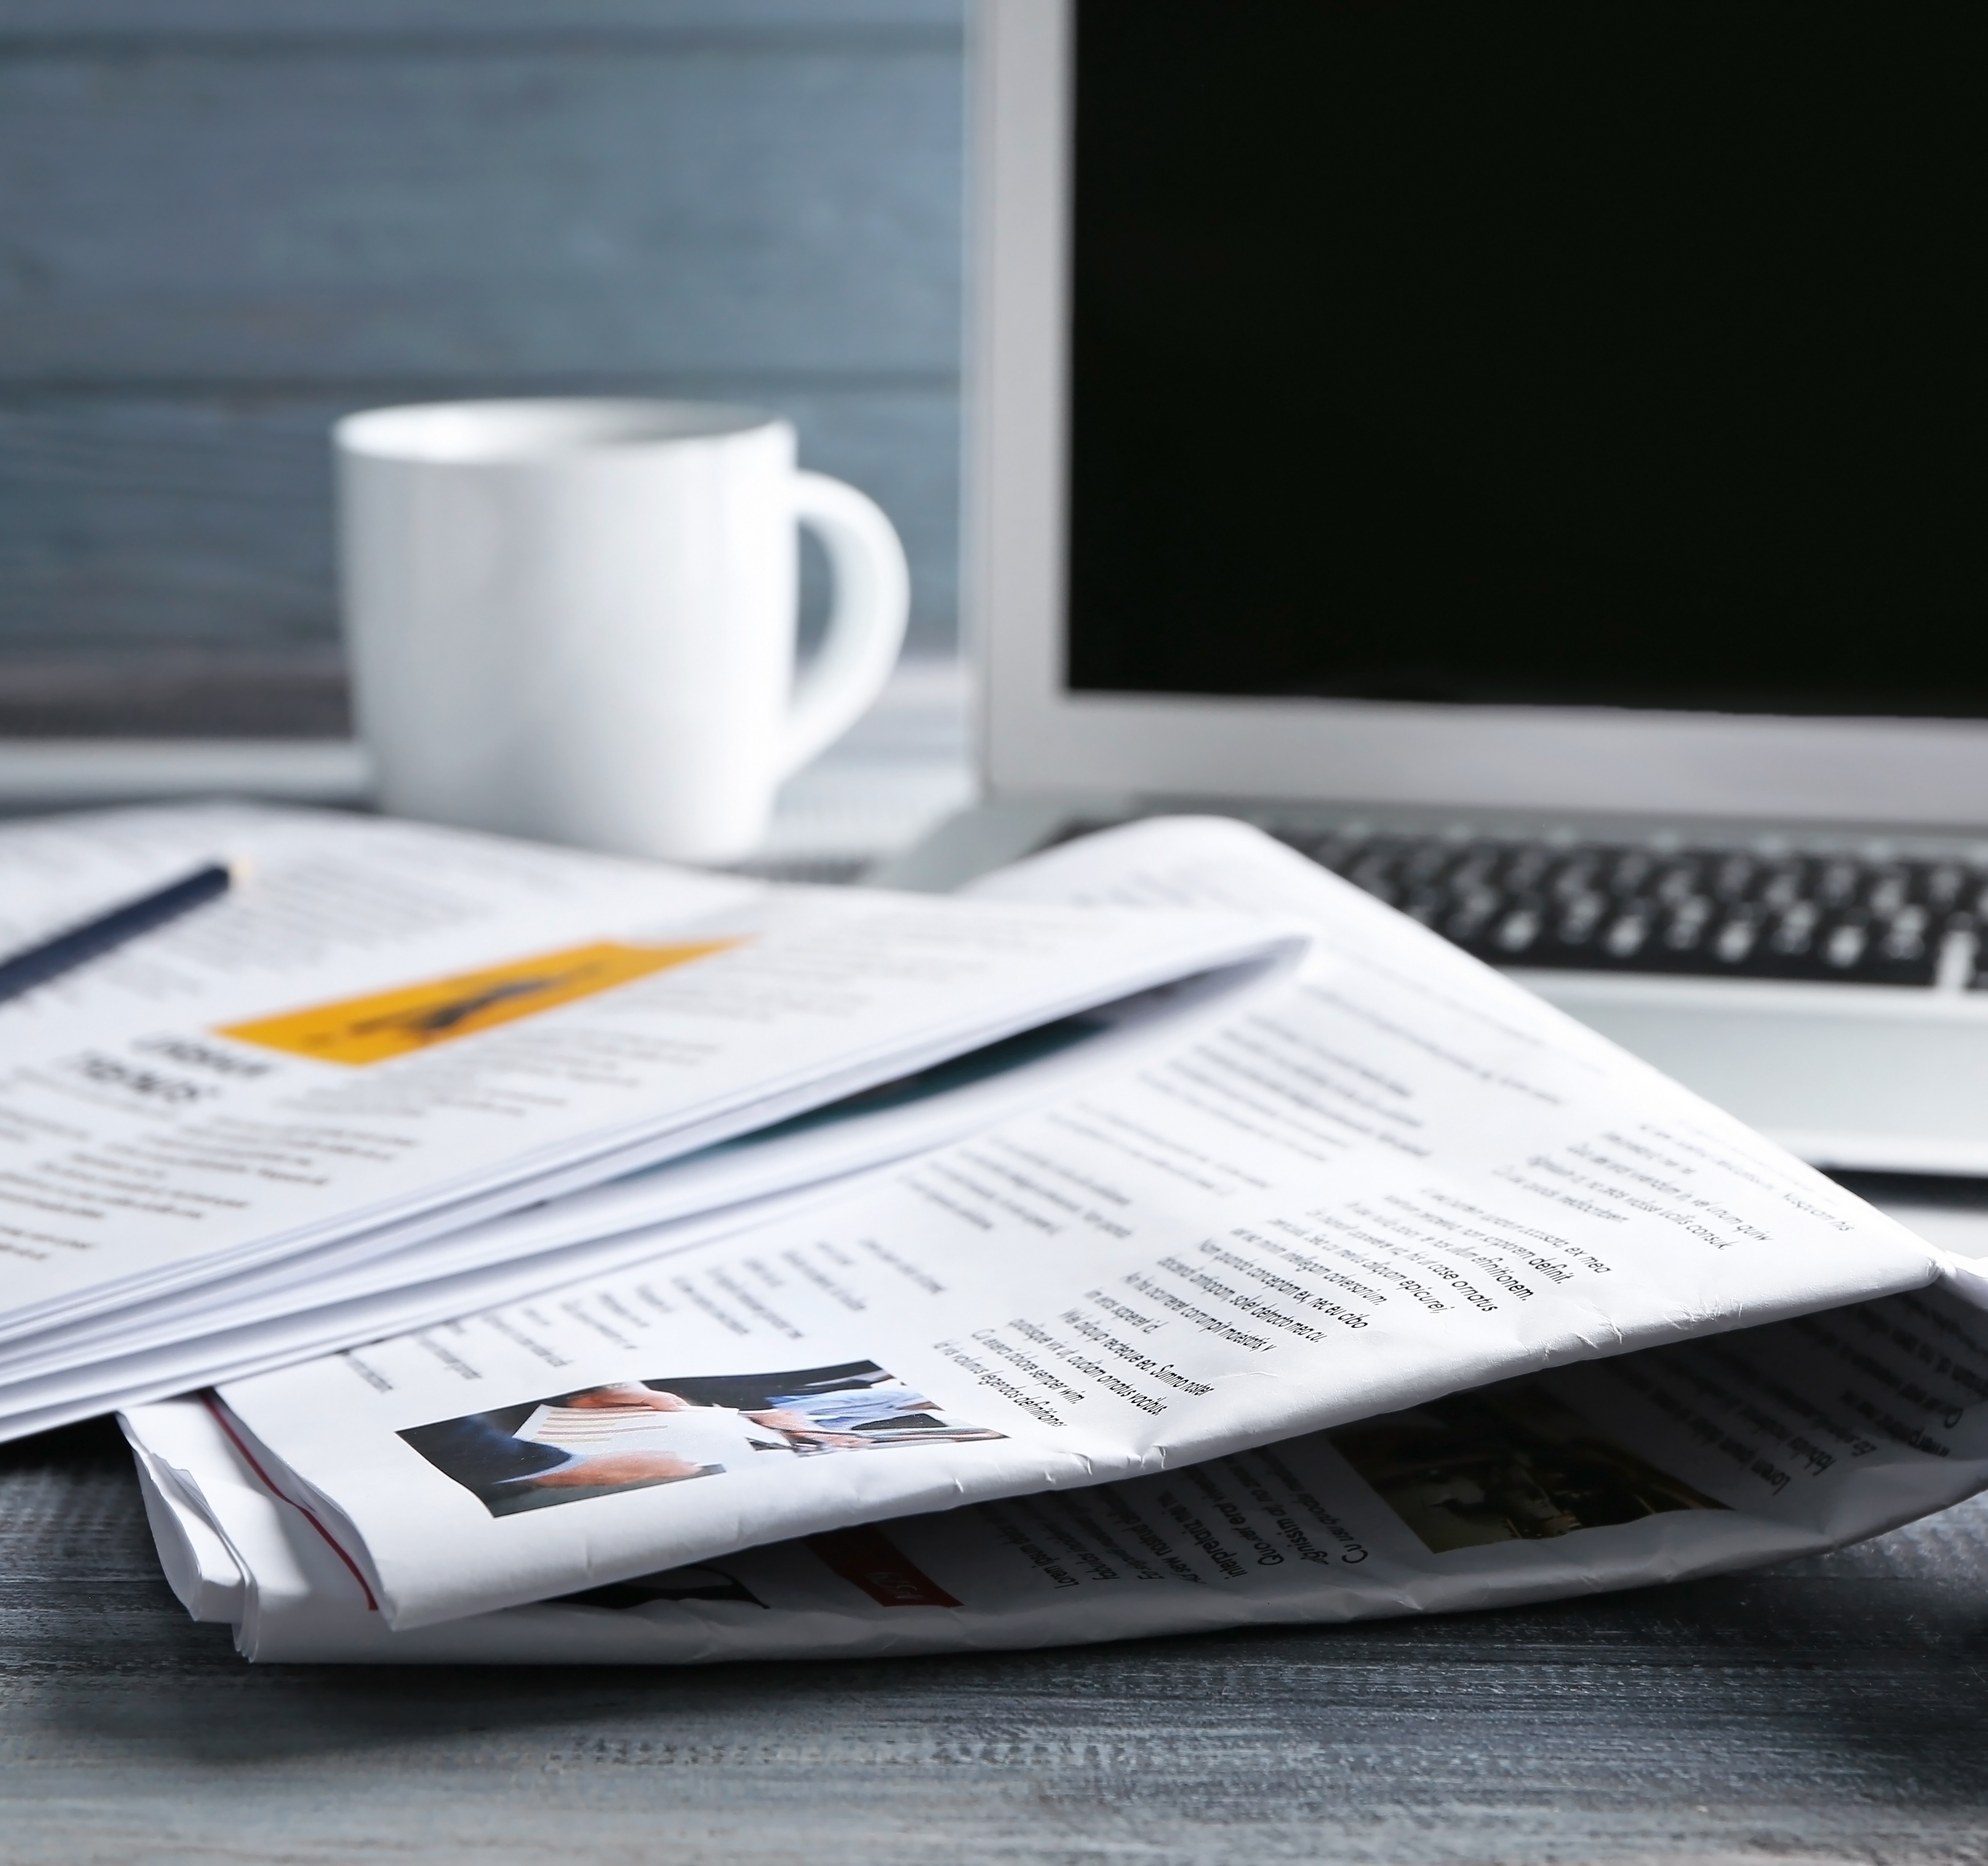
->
(0, 863), (236, 1007)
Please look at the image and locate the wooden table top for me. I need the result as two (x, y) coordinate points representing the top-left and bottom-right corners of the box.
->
(5, 1414), (1986, 1866)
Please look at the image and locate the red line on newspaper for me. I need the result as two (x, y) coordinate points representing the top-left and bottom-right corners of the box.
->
(199, 1391), (380, 1612)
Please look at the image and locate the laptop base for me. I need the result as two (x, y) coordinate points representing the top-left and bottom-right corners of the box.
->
(879, 797), (1988, 1177)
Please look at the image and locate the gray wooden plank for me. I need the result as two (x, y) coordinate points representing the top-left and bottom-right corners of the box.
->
(4, 1420), (1988, 1865)
(0, 1), (963, 36)
(0, 384), (958, 655)
(0, 38), (963, 381)
(0, 400), (340, 651)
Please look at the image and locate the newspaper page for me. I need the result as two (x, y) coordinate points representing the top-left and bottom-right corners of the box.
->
(0, 963), (1260, 1439)
(126, 1241), (1988, 1660)
(209, 819), (1957, 1632)
(0, 805), (1300, 1372)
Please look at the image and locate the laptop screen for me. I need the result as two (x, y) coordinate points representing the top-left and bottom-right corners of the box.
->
(1066, 2), (1988, 720)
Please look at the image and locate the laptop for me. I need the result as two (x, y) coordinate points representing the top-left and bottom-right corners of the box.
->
(880, 0), (1988, 1178)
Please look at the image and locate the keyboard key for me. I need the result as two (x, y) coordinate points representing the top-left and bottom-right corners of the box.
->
(1713, 917), (1758, 963)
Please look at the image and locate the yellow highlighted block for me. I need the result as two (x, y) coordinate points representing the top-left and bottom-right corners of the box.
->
(218, 938), (740, 1066)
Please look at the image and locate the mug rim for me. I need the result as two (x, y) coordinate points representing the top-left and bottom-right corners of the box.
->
(334, 398), (785, 465)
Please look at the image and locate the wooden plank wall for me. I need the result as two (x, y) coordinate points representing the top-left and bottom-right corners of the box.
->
(0, 0), (965, 733)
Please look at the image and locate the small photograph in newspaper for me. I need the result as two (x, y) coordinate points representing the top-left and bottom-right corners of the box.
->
(399, 1364), (1006, 1517)
(1328, 1382), (1727, 1553)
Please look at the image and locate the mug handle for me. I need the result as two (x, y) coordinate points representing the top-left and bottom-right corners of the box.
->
(780, 471), (911, 778)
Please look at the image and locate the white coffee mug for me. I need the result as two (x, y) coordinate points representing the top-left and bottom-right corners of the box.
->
(334, 399), (909, 863)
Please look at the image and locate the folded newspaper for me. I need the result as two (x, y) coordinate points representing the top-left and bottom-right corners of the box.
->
(0, 804), (1300, 1438)
(121, 817), (1988, 1661)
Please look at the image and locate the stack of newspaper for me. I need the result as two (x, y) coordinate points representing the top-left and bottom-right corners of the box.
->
(18, 804), (1988, 1663)
(0, 804), (1299, 1441)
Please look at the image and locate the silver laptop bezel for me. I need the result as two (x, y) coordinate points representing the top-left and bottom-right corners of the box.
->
(968, 0), (1988, 831)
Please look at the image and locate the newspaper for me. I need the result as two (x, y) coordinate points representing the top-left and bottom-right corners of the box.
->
(0, 947), (1245, 1441)
(125, 1241), (1988, 1659)
(171, 819), (1984, 1643)
(0, 804), (1299, 1437)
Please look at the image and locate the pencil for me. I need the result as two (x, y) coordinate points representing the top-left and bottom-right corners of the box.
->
(0, 862), (236, 1008)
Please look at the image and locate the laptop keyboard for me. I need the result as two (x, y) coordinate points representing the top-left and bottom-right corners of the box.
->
(1277, 830), (1988, 987)
(1054, 822), (1985, 988)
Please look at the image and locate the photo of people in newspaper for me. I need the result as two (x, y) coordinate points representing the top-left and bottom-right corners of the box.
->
(400, 1360), (1005, 1518)
(1330, 1382), (1725, 1553)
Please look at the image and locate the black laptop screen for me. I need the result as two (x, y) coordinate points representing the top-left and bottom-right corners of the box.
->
(1066, 2), (1988, 718)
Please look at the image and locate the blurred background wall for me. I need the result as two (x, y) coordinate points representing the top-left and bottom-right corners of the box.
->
(0, 0), (966, 736)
